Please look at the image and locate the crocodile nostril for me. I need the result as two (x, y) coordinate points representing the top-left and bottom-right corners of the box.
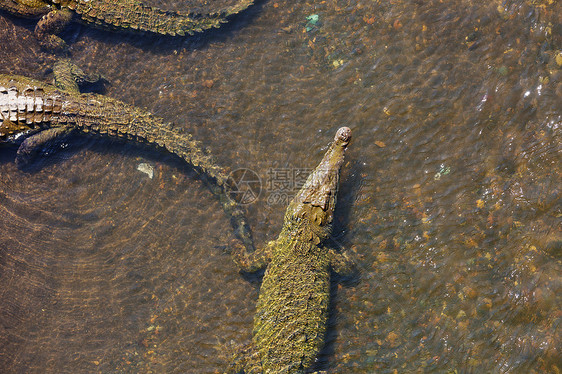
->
(335, 126), (352, 143)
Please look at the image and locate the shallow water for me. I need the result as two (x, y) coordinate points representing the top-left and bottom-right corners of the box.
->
(0, 0), (561, 372)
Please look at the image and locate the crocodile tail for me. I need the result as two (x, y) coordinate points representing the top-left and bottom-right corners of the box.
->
(70, 0), (254, 36)
(213, 176), (256, 253)
(94, 101), (254, 251)
(54, 90), (254, 252)
(164, 139), (255, 253)
(99, 101), (256, 252)
(102, 111), (255, 251)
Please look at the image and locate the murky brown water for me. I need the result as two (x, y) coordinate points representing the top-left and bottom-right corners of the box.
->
(1, 0), (561, 372)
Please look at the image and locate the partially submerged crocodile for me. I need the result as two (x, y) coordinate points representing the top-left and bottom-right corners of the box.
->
(0, 61), (254, 253)
(0, 0), (253, 50)
(228, 127), (355, 374)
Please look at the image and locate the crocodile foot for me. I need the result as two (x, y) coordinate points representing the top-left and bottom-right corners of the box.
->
(35, 8), (74, 53)
(53, 58), (108, 93)
(15, 126), (76, 167)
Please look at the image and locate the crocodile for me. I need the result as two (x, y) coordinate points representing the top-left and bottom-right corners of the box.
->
(0, 61), (254, 253)
(0, 0), (254, 51)
(228, 127), (356, 374)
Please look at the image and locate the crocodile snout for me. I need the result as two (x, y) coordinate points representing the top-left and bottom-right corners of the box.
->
(335, 126), (352, 145)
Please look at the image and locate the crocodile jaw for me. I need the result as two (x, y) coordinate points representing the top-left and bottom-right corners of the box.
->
(285, 127), (351, 243)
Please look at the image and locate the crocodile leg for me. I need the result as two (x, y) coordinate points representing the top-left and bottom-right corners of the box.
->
(328, 248), (357, 277)
(53, 58), (106, 93)
(34, 8), (74, 52)
(230, 239), (275, 273)
(1, 119), (32, 139)
(15, 126), (75, 167)
(14, 60), (104, 166)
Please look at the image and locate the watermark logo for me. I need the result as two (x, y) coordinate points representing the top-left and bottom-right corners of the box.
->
(228, 167), (314, 206)
(265, 167), (313, 205)
(227, 168), (262, 205)
(228, 167), (371, 206)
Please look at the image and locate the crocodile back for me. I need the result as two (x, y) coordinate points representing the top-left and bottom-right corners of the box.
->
(253, 237), (331, 373)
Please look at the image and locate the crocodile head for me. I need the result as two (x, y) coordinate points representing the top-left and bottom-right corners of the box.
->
(283, 127), (352, 245)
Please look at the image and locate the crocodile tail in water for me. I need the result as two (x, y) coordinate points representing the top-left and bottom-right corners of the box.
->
(83, 99), (255, 252)
(67, 0), (254, 36)
(165, 141), (255, 252)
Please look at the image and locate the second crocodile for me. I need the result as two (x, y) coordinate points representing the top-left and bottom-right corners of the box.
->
(0, 62), (254, 253)
(0, 0), (254, 50)
(228, 127), (356, 373)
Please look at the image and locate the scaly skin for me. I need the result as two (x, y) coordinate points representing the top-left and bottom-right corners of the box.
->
(229, 127), (355, 374)
(0, 70), (254, 254)
(0, 0), (254, 50)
